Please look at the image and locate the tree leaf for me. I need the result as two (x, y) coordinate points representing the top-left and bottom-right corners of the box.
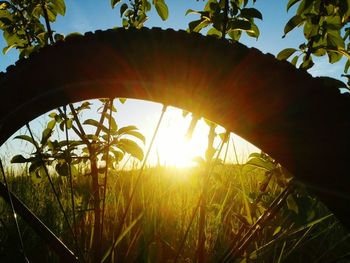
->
(154, 0), (168, 21)
(185, 8), (199, 16)
(55, 162), (69, 176)
(246, 22), (260, 38)
(188, 19), (202, 32)
(41, 128), (53, 145)
(300, 55), (314, 70)
(84, 119), (109, 134)
(296, 0), (313, 16)
(229, 19), (252, 31)
(11, 154), (28, 163)
(193, 19), (210, 32)
(326, 31), (344, 48)
(14, 135), (36, 146)
(120, 3), (128, 17)
(277, 48), (297, 60)
(291, 55), (299, 66)
(111, 149), (124, 162)
(117, 125), (138, 135)
(287, 0), (302, 11)
(51, 0), (66, 16)
(124, 130), (146, 144)
(244, 157), (275, 171)
(344, 59), (350, 73)
(240, 8), (263, 20)
(284, 15), (304, 36)
(117, 138), (144, 161)
(207, 27), (222, 38)
(287, 194), (299, 214)
(111, 0), (121, 8)
(2, 44), (15, 54)
(327, 50), (342, 64)
(248, 152), (262, 159)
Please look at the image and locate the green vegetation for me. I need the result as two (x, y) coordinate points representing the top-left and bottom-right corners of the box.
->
(2, 155), (350, 262)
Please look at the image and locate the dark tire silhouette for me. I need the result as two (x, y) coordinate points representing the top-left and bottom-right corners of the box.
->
(0, 28), (349, 228)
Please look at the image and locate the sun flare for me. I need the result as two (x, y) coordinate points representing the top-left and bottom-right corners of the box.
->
(153, 108), (209, 167)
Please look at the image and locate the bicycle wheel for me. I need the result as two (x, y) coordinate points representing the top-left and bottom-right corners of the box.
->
(0, 27), (349, 231)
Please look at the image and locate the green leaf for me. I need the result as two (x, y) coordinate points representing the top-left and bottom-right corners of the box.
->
(154, 0), (169, 21)
(122, 18), (128, 28)
(303, 20), (319, 38)
(287, 0), (302, 11)
(185, 9), (198, 16)
(66, 119), (73, 129)
(286, 194), (299, 214)
(14, 135), (36, 146)
(111, 0), (121, 8)
(117, 138), (144, 161)
(55, 162), (69, 176)
(248, 152), (262, 159)
(273, 226), (282, 236)
(117, 125), (138, 135)
(244, 157), (275, 171)
(228, 29), (242, 41)
(54, 33), (65, 42)
(291, 55), (299, 66)
(284, 15), (304, 36)
(11, 155), (28, 164)
(277, 48), (297, 60)
(229, 19), (252, 31)
(120, 3), (128, 17)
(0, 16), (12, 29)
(344, 59), (350, 73)
(46, 4), (58, 22)
(207, 27), (222, 38)
(111, 150), (124, 162)
(240, 8), (262, 20)
(188, 19), (202, 32)
(326, 31), (344, 48)
(300, 55), (314, 70)
(2, 44), (15, 54)
(119, 98), (126, 104)
(124, 130), (146, 144)
(246, 22), (260, 38)
(51, 0), (66, 16)
(0, 1), (10, 10)
(296, 0), (313, 16)
(83, 119), (109, 134)
(327, 50), (342, 64)
(41, 128), (53, 145)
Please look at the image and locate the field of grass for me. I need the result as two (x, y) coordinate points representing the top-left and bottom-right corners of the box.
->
(1, 161), (349, 262)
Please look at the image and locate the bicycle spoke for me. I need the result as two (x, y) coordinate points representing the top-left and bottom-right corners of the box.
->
(0, 159), (29, 262)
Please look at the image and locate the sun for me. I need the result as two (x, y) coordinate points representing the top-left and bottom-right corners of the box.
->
(152, 108), (209, 167)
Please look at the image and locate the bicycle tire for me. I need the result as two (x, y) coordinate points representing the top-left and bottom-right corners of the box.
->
(0, 27), (349, 229)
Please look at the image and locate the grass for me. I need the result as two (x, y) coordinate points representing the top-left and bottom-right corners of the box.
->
(1, 161), (349, 262)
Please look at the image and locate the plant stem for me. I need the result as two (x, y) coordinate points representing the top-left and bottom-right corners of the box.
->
(100, 98), (114, 245)
(40, 0), (54, 44)
(222, 0), (229, 40)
